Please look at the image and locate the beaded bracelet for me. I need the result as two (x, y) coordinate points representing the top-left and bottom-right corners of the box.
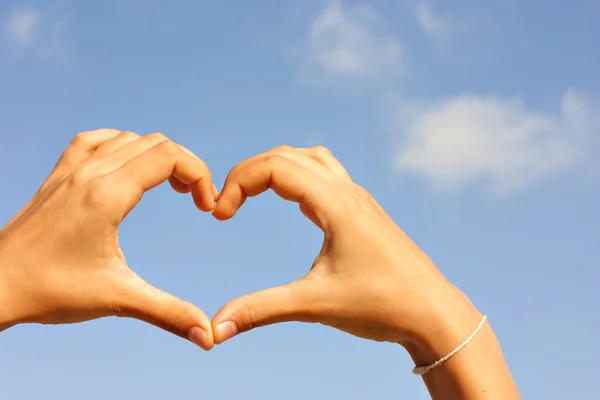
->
(412, 314), (488, 376)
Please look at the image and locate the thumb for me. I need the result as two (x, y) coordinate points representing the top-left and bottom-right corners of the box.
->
(117, 279), (214, 350)
(212, 279), (323, 344)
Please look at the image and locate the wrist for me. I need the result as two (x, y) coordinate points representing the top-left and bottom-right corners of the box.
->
(401, 282), (483, 367)
(399, 282), (521, 398)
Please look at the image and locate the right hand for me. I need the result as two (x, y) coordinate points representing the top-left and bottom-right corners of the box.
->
(0, 129), (216, 350)
(211, 146), (483, 358)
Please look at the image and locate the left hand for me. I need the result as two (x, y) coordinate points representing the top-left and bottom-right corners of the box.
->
(210, 146), (476, 353)
(0, 129), (216, 349)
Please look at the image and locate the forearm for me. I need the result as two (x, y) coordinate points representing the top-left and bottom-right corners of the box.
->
(0, 277), (19, 333)
(0, 317), (18, 332)
(0, 242), (20, 333)
(404, 287), (520, 399)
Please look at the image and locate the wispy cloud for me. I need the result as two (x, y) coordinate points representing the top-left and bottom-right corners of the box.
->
(392, 90), (597, 194)
(3, 8), (41, 48)
(296, 1), (403, 83)
(415, 3), (469, 40)
(292, 2), (597, 195)
(1, 7), (71, 65)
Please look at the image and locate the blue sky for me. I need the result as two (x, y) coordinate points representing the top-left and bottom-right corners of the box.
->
(0, 0), (598, 398)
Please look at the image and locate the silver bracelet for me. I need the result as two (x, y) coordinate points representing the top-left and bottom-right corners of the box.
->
(412, 314), (488, 376)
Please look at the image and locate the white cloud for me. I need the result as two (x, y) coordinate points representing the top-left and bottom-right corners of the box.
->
(415, 3), (468, 39)
(4, 8), (41, 47)
(392, 90), (597, 193)
(1, 7), (70, 64)
(297, 1), (403, 82)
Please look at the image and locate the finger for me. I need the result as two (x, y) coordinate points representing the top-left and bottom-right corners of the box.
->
(267, 145), (339, 182)
(212, 153), (334, 229)
(42, 129), (123, 190)
(212, 279), (324, 344)
(85, 133), (175, 175)
(228, 146), (343, 188)
(168, 176), (192, 194)
(167, 175), (216, 196)
(101, 136), (214, 214)
(166, 144), (208, 195)
(55, 129), (123, 171)
(297, 146), (351, 181)
(77, 132), (200, 196)
(6, 129), (123, 228)
(85, 133), (214, 209)
(117, 279), (214, 350)
(83, 130), (140, 164)
(167, 144), (218, 197)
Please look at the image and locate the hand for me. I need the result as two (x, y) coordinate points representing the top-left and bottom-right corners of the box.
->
(210, 146), (523, 399)
(211, 145), (482, 354)
(0, 129), (216, 350)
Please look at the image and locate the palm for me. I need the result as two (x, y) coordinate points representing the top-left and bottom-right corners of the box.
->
(287, 230), (402, 344)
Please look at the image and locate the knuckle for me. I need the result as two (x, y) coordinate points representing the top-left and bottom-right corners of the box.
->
(312, 145), (332, 159)
(146, 132), (169, 143)
(178, 144), (199, 160)
(264, 153), (288, 168)
(67, 166), (93, 186)
(224, 164), (243, 182)
(71, 131), (92, 146)
(119, 130), (140, 140)
(197, 160), (211, 179)
(237, 296), (257, 332)
(176, 299), (198, 322)
(153, 297), (196, 335)
(161, 297), (189, 326)
(154, 139), (179, 156)
(270, 145), (294, 154)
(198, 157), (209, 171)
(71, 129), (121, 146)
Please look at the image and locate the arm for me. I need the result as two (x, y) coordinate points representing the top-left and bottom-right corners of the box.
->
(0, 129), (216, 349)
(0, 259), (19, 332)
(210, 145), (520, 399)
(405, 286), (519, 399)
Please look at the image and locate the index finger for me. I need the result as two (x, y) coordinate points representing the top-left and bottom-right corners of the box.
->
(56, 129), (123, 170)
(212, 154), (336, 229)
(107, 139), (215, 215)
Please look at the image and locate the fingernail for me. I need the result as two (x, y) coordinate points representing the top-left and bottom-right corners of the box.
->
(216, 321), (239, 342)
(188, 326), (210, 350)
